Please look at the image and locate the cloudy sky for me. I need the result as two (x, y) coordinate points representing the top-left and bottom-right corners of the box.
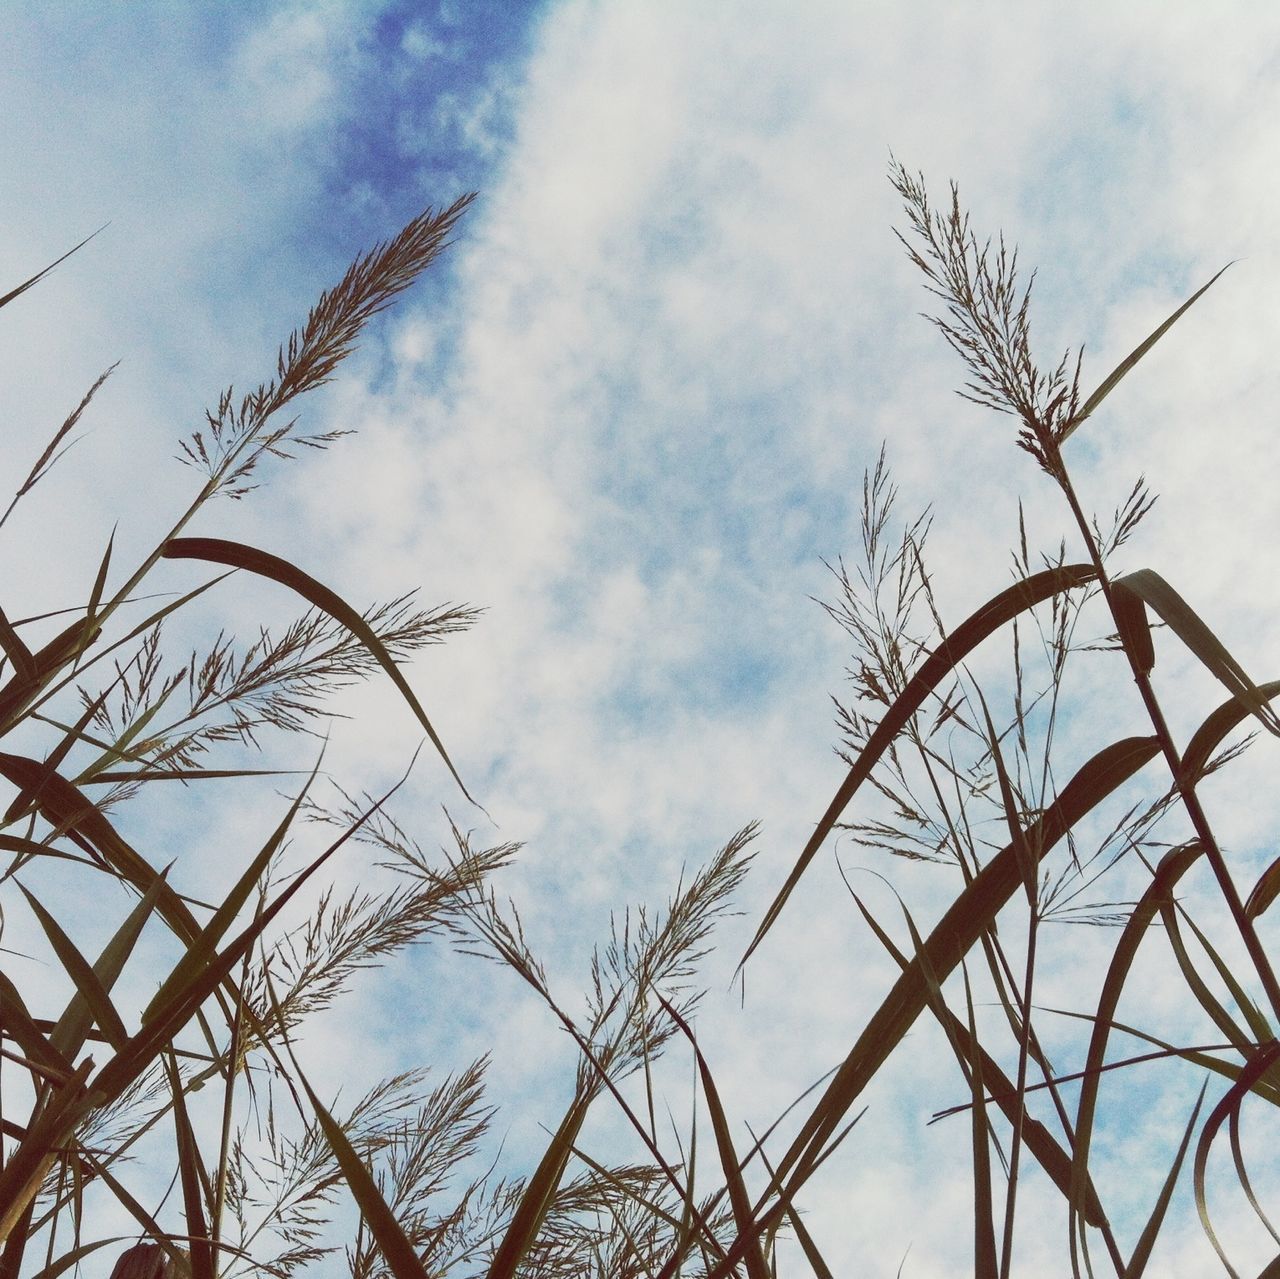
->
(3, 2), (1280, 1274)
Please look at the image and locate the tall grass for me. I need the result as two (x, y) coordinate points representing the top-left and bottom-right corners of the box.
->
(1, 162), (1276, 1277)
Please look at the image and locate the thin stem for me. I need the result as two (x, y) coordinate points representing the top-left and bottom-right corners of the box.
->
(1047, 440), (1280, 1028)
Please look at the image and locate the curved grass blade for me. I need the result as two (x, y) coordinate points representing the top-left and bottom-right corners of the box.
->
(1181, 679), (1280, 786)
(25, 1236), (131, 1279)
(1160, 902), (1256, 1056)
(1176, 908), (1273, 1045)
(852, 893), (1108, 1227)
(1246, 856), (1280, 922)
(1113, 570), (1280, 737)
(1193, 1042), (1280, 1278)
(1060, 263), (1232, 442)
(1228, 1099), (1280, 1250)
(740, 563), (1098, 969)
(767, 733), (1159, 1206)
(162, 537), (480, 807)
(1111, 580), (1155, 677)
(1071, 843), (1203, 1242)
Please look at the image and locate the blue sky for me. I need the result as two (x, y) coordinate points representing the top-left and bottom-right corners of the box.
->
(4, 2), (1280, 1273)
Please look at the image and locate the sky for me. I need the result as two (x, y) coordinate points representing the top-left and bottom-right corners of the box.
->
(3, 2), (1280, 1274)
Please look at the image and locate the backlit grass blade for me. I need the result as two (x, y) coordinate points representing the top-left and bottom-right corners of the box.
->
(0, 226), (106, 311)
(0, 615), (102, 733)
(5, 686), (114, 824)
(1110, 580), (1155, 676)
(264, 969), (430, 1279)
(751, 1137), (834, 1279)
(0, 753), (204, 947)
(162, 536), (480, 807)
(769, 733), (1159, 1202)
(1123, 1082), (1208, 1279)
(852, 893), (1107, 1226)
(1181, 679), (1280, 785)
(166, 1052), (213, 1279)
(0, 1058), (94, 1245)
(86, 766), (292, 784)
(1245, 856), (1280, 922)
(0, 605), (36, 682)
(1228, 1101), (1280, 1251)
(1193, 1042), (1280, 1277)
(0, 970), (75, 1084)
(47, 871), (167, 1062)
(740, 563), (1098, 969)
(959, 966), (997, 1279)
(1113, 570), (1280, 737)
(655, 993), (769, 1279)
(1160, 902), (1255, 1055)
(18, 884), (129, 1051)
(1177, 908), (1272, 1045)
(142, 757), (320, 1024)
(1071, 843), (1203, 1241)
(24, 1236), (131, 1279)
(1060, 264), (1232, 442)
(98, 764), (409, 1103)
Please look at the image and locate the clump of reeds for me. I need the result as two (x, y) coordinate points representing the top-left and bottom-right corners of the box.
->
(0, 197), (763, 1279)
(4, 158), (1274, 1279)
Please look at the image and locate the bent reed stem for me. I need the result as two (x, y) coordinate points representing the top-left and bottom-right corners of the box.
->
(1046, 438), (1280, 1030)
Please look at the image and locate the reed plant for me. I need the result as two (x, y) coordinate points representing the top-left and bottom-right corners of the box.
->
(1, 160), (1276, 1279)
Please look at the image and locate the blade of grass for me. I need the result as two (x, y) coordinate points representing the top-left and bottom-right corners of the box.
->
(740, 564), (1098, 969)
(768, 734), (1159, 1206)
(851, 892), (1108, 1227)
(1070, 843), (1203, 1249)
(0, 226), (107, 311)
(162, 536), (480, 808)
(1113, 570), (1280, 737)
(262, 967), (431, 1279)
(1123, 1082), (1208, 1279)
(47, 870), (168, 1062)
(165, 1051), (213, 1279)
(1193, 1043), (1280, 1278)
(1060, 264), (1232, 442)
(959, 965), (998, 1279)
(0, 605), (37, 683)
(1228, 1097), (1280, 1250)
(655, 992), (769, 1279)
(18, 884), (129, 1050)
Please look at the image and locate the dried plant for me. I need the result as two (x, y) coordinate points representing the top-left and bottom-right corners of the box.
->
(5, 156), (1273, 1279)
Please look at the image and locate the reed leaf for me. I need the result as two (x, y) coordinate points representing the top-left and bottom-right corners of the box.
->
(741, 563), (1098, 969)
(1113, 570), (1280, 737)
(1061, 264), (1232, 442)
(161, 537), (478, 807)
(1122, 1082), (1208, 1279)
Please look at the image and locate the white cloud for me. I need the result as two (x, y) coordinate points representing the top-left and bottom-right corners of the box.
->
(5, 0), (1280, 1271)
